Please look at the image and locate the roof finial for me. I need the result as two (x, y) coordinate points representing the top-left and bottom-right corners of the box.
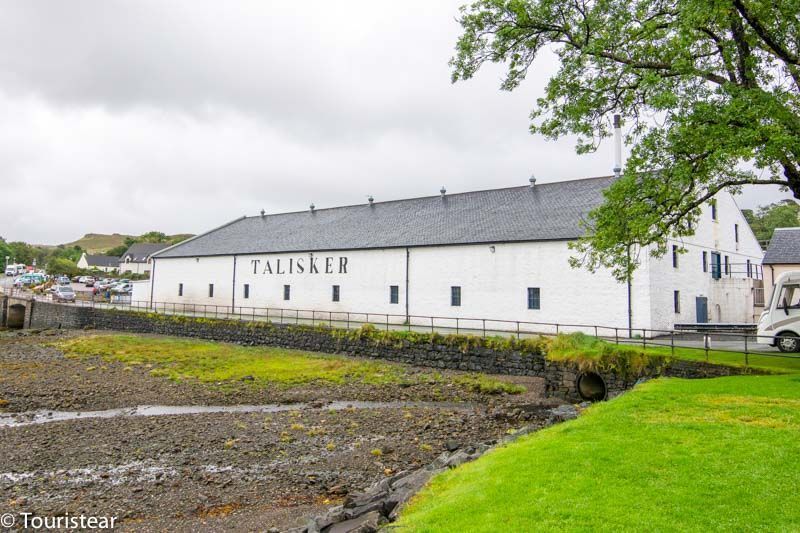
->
(310, 203), (315, 213)
(440, 186), (446, 198)
(260, 209), (265, 217)
(529, 174), (537, 188)
(368, 195), (374, 205)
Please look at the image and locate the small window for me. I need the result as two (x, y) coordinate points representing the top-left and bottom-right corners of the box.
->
(672, 245), (679, 268)
(724, 255), (729, 275)
(527, 287), (540, 310)
(332, 285), (340, 302)
(746, 259), (752, 278)
(389, 285), (399, 304)
(451, 286), (461, 307)
(178, 283), (183, 296)
(702, 251), (708, 273)
(243, 284), (250, 299)
(674, 290), (681, 313)
(734, 223), (739, 243)
(208, 283), (214, 298)
(710, 199), (718, 221)
(283, 284), (290, 301)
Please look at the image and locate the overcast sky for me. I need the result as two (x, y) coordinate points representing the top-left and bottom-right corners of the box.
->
(0, 1), (794, 244)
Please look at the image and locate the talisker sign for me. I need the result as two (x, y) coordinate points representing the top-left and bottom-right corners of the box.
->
(250, 257), (348, 275)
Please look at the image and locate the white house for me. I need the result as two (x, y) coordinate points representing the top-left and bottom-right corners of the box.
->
(148, 177), (763, 334)
(76, 253), (118, 273)
(119, 243), (169, 275)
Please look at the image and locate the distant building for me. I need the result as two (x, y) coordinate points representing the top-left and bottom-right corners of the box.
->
(119, 243), (169, 275)
(148, 177), (763, 332)
(762, 228), (800, 306)
(77, 253), (118, 273)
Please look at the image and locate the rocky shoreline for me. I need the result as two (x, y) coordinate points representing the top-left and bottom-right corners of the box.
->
(0, 330), (566, 531)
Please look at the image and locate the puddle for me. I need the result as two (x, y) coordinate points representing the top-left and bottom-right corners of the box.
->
(0, 401), (474, 428)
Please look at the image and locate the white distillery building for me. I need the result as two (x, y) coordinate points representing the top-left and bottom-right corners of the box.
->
(147, 177), (763, 334)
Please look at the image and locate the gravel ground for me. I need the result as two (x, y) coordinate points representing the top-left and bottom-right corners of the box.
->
(0, 330), (556, 531)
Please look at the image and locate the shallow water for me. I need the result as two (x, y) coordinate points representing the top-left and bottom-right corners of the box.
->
(0, 400), (475, 428)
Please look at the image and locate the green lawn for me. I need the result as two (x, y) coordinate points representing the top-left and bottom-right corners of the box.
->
(55, 334), (524, 393)
(397, 375), (800, 532)
(547, 332), (800, 374)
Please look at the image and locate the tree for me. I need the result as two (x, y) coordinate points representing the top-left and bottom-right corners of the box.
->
(452, 0), (800, 280)
(742, 199), (800, 242)
(46, 257), (82, 278)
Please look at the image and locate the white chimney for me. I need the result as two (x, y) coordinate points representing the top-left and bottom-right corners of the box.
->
(613, 114), (623, 177)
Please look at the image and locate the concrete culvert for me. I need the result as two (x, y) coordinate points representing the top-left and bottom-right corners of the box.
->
(577, 372), (607, 402)
(7, 304), (26, 329)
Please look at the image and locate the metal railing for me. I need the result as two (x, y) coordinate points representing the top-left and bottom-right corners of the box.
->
(4, 286), (798, 368)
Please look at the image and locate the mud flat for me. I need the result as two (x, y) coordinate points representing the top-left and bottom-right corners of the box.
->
(0, 330), (558, 531)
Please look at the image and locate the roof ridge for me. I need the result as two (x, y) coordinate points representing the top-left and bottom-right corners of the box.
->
(248, 175), (616, 218)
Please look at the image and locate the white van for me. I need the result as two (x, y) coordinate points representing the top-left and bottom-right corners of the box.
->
(5, 264), (24, 276)
(757, 271), (800, 352)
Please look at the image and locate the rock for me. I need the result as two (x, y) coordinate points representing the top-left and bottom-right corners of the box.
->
(327, 510), (382, 533)
(444, 440), (461, 452)
(444, 450), (471, 468)
(314, 505), (344, 529)
(240, 375), (255, 382)
(547, 404), (579, 422)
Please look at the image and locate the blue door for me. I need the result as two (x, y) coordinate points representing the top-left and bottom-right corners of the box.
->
(695, 297), (708, 323)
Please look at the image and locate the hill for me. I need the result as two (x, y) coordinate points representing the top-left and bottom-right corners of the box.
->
(65, 233), (133, 253)
(63, 233), (195, 254)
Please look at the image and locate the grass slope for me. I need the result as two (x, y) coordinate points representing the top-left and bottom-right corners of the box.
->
(548, 332), (800, 374)
(397, 375), (800, 532)
(65, 233), (132, 253)
(56, 334), (524, 393)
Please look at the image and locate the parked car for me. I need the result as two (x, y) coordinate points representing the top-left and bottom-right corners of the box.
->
(13, 274), (46, 288)
(5, 265), (16, 276)
(57, 276), (71, 285)
(52, 285), (76, 303)
(93, 279), (116, 294)
(84, 277), (96, 287)
(111, 282), (132, 294)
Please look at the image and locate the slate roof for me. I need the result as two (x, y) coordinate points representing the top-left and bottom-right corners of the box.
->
(85, 255), (119, 268)
(155, 176), (616, 258)
(122, 243), (171, 262)
(763, 228), (800, 264)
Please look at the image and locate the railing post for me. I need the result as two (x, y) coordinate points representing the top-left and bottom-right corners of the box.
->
(456, 318), (459, 335)
(386, 314), (389, 331)
(670, 332), (675, 357)
(516, 321), (520, 339)
(347, 312), (350, 330)
(642, 329), (647, 349)
(594, 325), (598, 338)
(615, 328), (619, 345)
(744, 335), (749, 366)
(431, 317), (434, 334)
(482, 319), (486, 338)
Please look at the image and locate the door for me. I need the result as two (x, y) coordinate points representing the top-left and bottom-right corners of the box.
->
(695, 297), (708, 323)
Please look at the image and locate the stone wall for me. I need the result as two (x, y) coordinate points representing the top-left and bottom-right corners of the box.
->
(17, 300), (752, 401)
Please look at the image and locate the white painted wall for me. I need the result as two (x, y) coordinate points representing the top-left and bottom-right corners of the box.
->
(151, 242), (651, 333)
(76, 253), (117, 273)
(148, 191), (761, 333)
(119, 259), (153, 275)
(645, 191), (763, 331)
